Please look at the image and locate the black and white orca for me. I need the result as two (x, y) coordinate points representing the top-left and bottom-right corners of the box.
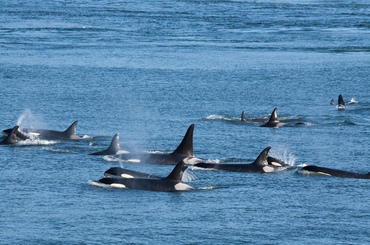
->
(260, 108), (287, 128)
(337, 94), (346, 110)
(113, 124), (204, 165)
(0, 126), (19, 145)
(3, 121), (81, 140)
(241, 111), (267, 123)
(98, 161), (194, 191)
(104, 167), (161, 178)
(303, 165), (370, 179)
(194, 147), (276, 173)
(90, 133), (128, 155)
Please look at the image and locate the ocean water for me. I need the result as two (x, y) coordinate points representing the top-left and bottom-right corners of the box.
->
(1, 0), (370, 244)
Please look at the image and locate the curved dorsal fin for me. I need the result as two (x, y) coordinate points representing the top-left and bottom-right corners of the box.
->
(172, 124), (194, 156)
(166, 161), (188, 181)
(0, 126), (19, 145)
(252, 147), (271, 166)
(106, 133), (120, 154)
(338, 94), (345, 107)
(64, 121), (79, 136)
(241, 111), (247, 121)
(268, 108), (279, 123)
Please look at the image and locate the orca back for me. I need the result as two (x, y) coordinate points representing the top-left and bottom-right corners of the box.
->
(172, 124), (194, 156)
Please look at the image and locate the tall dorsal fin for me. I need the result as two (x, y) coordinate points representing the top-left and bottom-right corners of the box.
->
(241, 111), (247, 121)
(268, 108), (279, 123)
(0, 126), (19, 145)
(252, 147), (271, 166)
(106, 133), (120, 154)
(64, 121), (78, 136)
(338, 94), (345, 107)
(172, 124), (194, 156)
(166, 161), (188, 181)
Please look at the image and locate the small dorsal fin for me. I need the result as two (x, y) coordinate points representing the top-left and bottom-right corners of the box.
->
(64, 121), (78, 135)
(166, 161), (188, 181)
(330, 99), (335, 105)
(172, 124), (194, 156)
(241, 111), (247, 121)
(252, 147), (271, 166)
(338, 94), (345, 107)
(268, 108), (279, 123)
(0, 126), (19, 145)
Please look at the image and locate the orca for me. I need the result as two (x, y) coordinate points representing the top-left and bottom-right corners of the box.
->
(2, 126), (29, 140)
(0, 126), (19, 145)
(241, 111), (267, 123)
(303, 165), (370, 179)
(113, 124), (204, 165)
(330, 99), (335, 105)
(104, 167), (161, 178)
(98, 161), (194, 191)
(3, 121), (81, 140)
(260, 108), (287, 128)
(337, 94), (346, 109)
(194, 147), (276, 173)
(89, 133), (128, 155)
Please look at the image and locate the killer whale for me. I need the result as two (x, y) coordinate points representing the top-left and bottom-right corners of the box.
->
(104, 167), (161, 178)
(98, 161), (194, 191)
(302, 165), (370, 179)
(241, 111), (268, 123)
(337, 94), (346, 109)
(3, 121), (81, 140)
(330, 99), (335, 105)
(194, 147), (276, 173)
(2, 126), (29, 140)
(89, 133), (128, 155)
(0, 126), (19, 145)
(113, 124), (204, 165)
(260, 108), (287, 128)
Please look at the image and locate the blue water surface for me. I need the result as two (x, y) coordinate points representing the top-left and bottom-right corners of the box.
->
(1, 0), (370, 244)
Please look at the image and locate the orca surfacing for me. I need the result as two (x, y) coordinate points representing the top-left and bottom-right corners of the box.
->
(303, 165), (370, 179)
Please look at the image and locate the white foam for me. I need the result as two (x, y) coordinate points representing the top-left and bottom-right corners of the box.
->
(182, 170), (198, 182)
(82, 135), (93, 139)
(103, 156), (119, 162)
(17, 139), (58, 146)
(348, 98), (358, 104)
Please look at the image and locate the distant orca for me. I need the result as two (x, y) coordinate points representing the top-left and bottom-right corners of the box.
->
(0, 126), (19, 145)
(194, 147), (276, 173)
(241, 111), (267, 123)
(330, 99), (335, 105)
(2, 126), (29, 140)
(89, 133), (128, 155)
(104, 167), (161, 178)
(303, 165), (370, 179)
(113, 124), (204, 165)
(98, 161), (194, 191)
(260, 108), (287, 128)
(3, 121), (81, 140)
(337, 94), (346, 109)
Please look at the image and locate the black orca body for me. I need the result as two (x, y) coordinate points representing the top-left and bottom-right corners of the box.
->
(98, 161), (194, 191)
(2, 127), (30, 140)
(104, 167), (161, 178)
(90, 133), (125, 155)
(241, 111), (267, 123)
(303, 165), (370, 179)
(260, 108), (287, 128)
(3, 121), (81, 140)
(194, 147), (275, 173)
(338, 94), (346, 109)
(0, 126), (19, 145)
(113, 124), (203, 165)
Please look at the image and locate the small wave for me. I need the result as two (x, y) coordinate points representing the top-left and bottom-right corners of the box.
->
(42, 147), (78, 154)
(197, 186), (218, 190)
(202, 115), (236, 121)
(17, 139), (58, 146)
(348, 98), (359, 104)
(189, 166), (216, 171)
(88, 180), (115, 188)
(103, 155), (119, 162)
(82, 135), (93, 139)
(89, 142), (97, 146)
